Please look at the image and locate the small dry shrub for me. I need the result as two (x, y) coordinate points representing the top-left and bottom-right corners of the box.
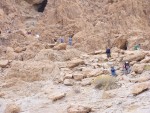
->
(93, 75), (119, 90)
(144, 65), (150, 71)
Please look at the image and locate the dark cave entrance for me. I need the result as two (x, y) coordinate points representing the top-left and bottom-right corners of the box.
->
(121, 41), (128, 50)
(34, 0), (48, 13)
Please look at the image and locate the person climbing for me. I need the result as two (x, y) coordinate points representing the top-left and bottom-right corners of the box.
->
(68, 36), (73, 46)
(111, 66), (116, 76)
(60, 37), (64, 43)
(27, 31), (31, 35)
(137, 44), (141, 50)
(134, 44), (141, 50)
(123, 61), (131, 75)
(106, 47), (111, 58)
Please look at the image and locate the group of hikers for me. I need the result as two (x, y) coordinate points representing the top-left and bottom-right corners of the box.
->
(26, 31), (74, 46)
(106, 44), (141, 76)
(53, 35), (73, 46)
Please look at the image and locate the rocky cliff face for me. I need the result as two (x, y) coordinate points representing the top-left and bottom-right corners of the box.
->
(0, 0), (150, 51)
(0, 1), (150, 113)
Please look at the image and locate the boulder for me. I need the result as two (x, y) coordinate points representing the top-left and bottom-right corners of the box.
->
(132, 64), (145, 74)
(53, 43), (67, 50)
(0, 60), (9, 68)
(49, 92), (66, 101)
(84, 69), (103, 78)
(89, 50), (105, 55)
(131, 82), (149, 96)
(67, 59), (85, 68)
(64, 79), (74, 86)
(73, 73), (85, 81)
(102, 91), (116, 99)
(64, 74), (73, 79)
(6, 47), (16, 60)
(140, 57), (150, 63)
(130, 61), (137, 65)
(67, 105), (91, 113)
(123, 51), (146, 62)
(81, 78), (92, 86)
(35, 49), (83, 62)
(130, 76), (150, 83)
(45, 44), (56, 49)
(4, 104), (21, 113)
(137, 76), (150, 83)
(14, 47), (26, 53)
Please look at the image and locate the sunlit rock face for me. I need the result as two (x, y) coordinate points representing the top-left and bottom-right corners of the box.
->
(0, 0), (150, 52)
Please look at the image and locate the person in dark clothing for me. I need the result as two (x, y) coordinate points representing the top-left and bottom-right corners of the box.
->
(59, 37), (64, 43)
(123, 61), (131, 75)
(106, 48), (111, 58)
(111, 66), (116, 76)
(68, 36), (72, 46)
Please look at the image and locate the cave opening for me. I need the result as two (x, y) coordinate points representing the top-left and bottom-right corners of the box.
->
(122, 41), (128, 50)
(34, 0), (48, 13)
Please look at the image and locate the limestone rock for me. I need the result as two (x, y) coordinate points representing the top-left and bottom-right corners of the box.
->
(123, 51), (146, 62)
(73, 73), (84, 81)
(64, 79), (74, 86)
(6, 47), (16, 60)
(4, 104), (21, 113)
(49, 92), (66, 101)
(140, 57), (150, 63)
(45, 44), (56, 49)
(67, 105), (91, 113)
(35, 49), (83, 62)
(64, 74), (73, 79)
(81, 78), (92, 86)
(89, 50), (105, 55)
(130, 76), (150, 83)
(132, 64), (145, 74)
(0, 60), (9, 68)
(53, 43), (67, 50)
(14, 47), (26, 53)
(137, 76), (150, 83)
(102, 91), (116, 99)
(67, 59), (85, 68)
(131, 82), (149, 96)
(84, 69), (103, 78)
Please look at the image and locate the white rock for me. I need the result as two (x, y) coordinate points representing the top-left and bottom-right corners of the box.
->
(64, 79), (74, 86)
(67, 105), (91, 113)
(49, 92), (66, 101)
